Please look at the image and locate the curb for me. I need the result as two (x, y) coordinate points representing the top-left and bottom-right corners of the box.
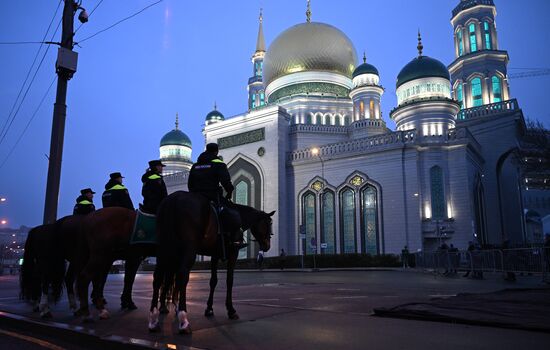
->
(0, 310), (204, 350)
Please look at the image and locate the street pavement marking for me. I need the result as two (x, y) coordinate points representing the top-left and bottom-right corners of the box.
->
(333, 296), (369, 299)
(0, 329), (65, 350)
(337, 288), (360, 291)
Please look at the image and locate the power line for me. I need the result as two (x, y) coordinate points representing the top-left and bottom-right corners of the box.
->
(0, 0), (62, 145)
(0, 76), (57, 170)
(0, 41), (48, 45)
(74, 0), (105, 35)
(0, 19), (61, 146)
(77, 0), (163, 44)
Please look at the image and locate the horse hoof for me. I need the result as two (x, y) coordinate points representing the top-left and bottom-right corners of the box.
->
(121, 301), (138, 310)
(228, 312), (239, 320)
(204, 308), (214, 317)
(99, 309), (110, 320)
(159, 305), (169, 314)
(148, 308), (160, 332)
(178, 310), (191, 334)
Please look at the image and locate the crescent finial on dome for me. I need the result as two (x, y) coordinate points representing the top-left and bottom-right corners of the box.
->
(417, 29), (424, 57)
(306, 0), (311, 23)
(175, 113), (179, 130)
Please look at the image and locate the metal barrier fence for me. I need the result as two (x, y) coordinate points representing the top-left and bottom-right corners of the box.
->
(413, 248), (550, 282)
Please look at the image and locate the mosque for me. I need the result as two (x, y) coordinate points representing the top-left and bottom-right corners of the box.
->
(157, 0), (549, 259)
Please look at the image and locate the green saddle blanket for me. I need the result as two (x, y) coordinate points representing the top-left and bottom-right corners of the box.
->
(130, 209), (157, 244)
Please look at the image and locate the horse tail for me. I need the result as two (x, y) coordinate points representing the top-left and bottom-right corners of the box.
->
(48, 235), (67, 304)
(19, 226), (41, 301)
(156, 193), (181, 272)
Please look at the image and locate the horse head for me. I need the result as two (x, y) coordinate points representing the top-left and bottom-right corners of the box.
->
(248, 210), (275, 252)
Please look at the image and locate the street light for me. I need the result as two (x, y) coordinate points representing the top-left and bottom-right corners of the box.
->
(0, 197), (6, 202)
(0, 220), (7, 225)
(311, 147), (325, 181)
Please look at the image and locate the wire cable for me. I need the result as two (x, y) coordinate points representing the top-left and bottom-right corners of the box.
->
(77, 0), (163, 44)
(0, 76), (57, 170)
(0, 0), (62, 144)
(0, 19), (61, 146)
(0, 41), (48, 45)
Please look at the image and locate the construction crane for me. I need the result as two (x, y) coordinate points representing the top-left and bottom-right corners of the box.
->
(508, 68), (550, 79)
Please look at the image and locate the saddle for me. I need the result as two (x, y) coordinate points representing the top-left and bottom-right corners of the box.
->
(130, 209), (157, 244)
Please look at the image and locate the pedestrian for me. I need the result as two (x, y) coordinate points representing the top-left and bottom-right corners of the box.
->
(188, 143), (245, 248)
(102, 172), (134, 210)
(438, 242), (450, 275)
(448, 244), (459, 275)
(463, 241), (475, 277)
(279, 249), (287, 270)
(140, 160), (168, 215)
(401, 245), (410, 268)
(73, 188), (96, 215)
(257, 250), (264, 270)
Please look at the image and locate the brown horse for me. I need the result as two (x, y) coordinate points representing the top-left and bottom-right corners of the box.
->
(73, 207), (155, 319)
(148, 191), (273, 333)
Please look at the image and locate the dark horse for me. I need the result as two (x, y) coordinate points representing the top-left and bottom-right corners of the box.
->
(19, 215), (110, 317)
(73, 207), (155, 319)
(148, 191), (273, 334)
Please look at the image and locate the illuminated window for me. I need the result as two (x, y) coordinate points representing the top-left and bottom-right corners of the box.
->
(469, 23), (477, 52)
(259, 91), (265, 106)
(457, 84), (464, 109)
(254, 61), (263, 77)
(471, 77), (482, 107)
(361, 185), (378, 254)
(335, 116), (341, 126)
(430, 166), (445, 220)
(340, 188), (356, 253)
(250, 92), (256, 109)
(235, 180), (250, 259)
(369, 100), (375, 119)
(321, 191), (336, 254)
(457, 30), (464, 56)
(484, 22), (492, 50)
(344, 116), (351, 125)
(492, 76), (502, 102)
(306, 114), (313, 124)
(302, 192), (316, 255)
(360, 101), (364, 117)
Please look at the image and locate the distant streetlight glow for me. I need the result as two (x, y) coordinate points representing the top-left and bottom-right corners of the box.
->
(0, 197), (6, 202)
(311, 147), (319, 156)
(1, 219), (7, 225)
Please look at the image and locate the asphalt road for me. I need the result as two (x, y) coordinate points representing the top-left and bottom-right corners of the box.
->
(1, 269), (549, 349)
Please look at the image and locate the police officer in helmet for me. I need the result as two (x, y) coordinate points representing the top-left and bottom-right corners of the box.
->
(140, 160), (168, 214)
(73, 188), (96, 215)
(102, 172), (135, 210)
(188, 143), (246, 248)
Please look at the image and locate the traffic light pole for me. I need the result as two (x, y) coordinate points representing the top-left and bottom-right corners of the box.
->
(43, 0), (77, 224)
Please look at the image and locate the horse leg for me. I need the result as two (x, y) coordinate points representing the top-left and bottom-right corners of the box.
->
(93, 260), (114, 320)
(226, 251), (239, 320)
(75, 256), (105, 319)
(204, 257), (219, 317)
(121, 257), (141, 310)
(148, 265), (163, 332)
(176, 252), (196, 334)
(159, 276), (171, 314)
(39, 270), (52, 319)
(65, 262), (78, 311)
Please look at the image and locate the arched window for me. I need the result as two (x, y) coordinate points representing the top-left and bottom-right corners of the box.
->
(302, 192), (316, 255)
(359, 101), (365, 117)
(340, 188), (356, 253)
(306, 114), (313, 124)
(259, 91), (265, 106)
(457, 84), (464, 109)
(250, 92), (256, 109)
(492, 76), (502, 103)
(369, 100), (375, 119)
(335, 116), (341, 126)
(344, 115), (351, 126)
(321, 190), (336, 254)
(254, 61), (263, 77)
(483, 22), (492, 50)
(361, 185), (378, 254)
(235, 180), (250, 259)
(471, 77), (483, 107)
(323, 114), (331, 125)
(469, 23), (477, 52)
(430, 166), (445, 220)
(457, 29), (464, 56)
(314, 114), (321, 125)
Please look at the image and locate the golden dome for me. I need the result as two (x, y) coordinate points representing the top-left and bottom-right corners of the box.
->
(263, 22), (358, 87)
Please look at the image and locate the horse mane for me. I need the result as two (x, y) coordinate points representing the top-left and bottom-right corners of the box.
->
(228, 202), (267, 230)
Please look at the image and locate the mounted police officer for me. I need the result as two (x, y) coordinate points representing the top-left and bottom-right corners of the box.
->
(102, 172), (135, 210)
(140, 160), (168, 215)
(188, 143), (246, 248)
(73, 188), (96, 215)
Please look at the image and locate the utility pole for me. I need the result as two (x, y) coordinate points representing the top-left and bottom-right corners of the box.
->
(43, 0), (80, 224)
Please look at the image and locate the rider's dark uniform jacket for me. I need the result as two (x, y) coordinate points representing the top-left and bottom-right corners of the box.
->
(102, 180), (135, 210)
(188, 151), (234, 202)
(73, 195), (96, 215)
(141, 170), (168, 214)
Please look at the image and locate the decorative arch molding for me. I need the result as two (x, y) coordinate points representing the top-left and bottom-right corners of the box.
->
(466, 72), (486, 82)
(298, 176), (336, 197)
(227, 154), (264, 210)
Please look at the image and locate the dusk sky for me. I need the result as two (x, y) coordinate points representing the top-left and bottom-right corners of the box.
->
(1, 0), (549, 228)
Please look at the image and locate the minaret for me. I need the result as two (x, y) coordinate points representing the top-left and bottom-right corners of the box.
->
(448, 0), (510, 112)
(247, 8), (266, 110)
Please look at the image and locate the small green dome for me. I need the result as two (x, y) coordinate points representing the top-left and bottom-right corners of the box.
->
(205, 109), (225, 124)
(396, 56), (450, 88)
(160, 129), (192, 148)
(352, 62), (379, 78)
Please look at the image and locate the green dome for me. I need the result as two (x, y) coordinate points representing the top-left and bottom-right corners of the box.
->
(205, 109), (225, 124)
(160, 129), (192, 148)
(396, 56), (450, 88)
(352, 62), (379, 78)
